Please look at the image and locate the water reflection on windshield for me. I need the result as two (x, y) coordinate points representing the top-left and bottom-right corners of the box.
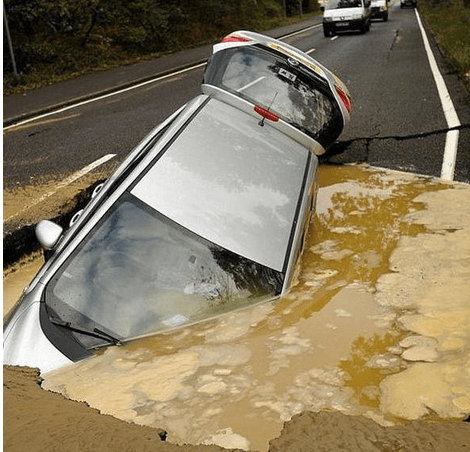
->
(49, 194), (281, 340)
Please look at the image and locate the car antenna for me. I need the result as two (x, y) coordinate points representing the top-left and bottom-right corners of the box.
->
(258, 92), (278, 127)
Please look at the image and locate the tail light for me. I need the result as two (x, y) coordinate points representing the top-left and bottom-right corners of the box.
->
(222, 34), (252, 43)
(254, 106), (279, 122)
(335, 86), (352, 113)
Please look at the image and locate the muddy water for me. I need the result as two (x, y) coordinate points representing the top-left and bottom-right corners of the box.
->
(5, 164), (470, 451)
(3, 253), (44, 318)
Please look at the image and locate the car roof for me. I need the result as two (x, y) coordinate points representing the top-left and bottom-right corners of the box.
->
(131, 96), (312, 272)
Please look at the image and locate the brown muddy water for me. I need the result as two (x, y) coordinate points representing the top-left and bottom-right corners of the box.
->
(4, 164), (470, 451)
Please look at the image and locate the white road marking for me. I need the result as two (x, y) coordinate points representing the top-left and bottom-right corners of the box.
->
(415, 9), (460, 180)
(281, 24), (322, 39)
(331, 35), (339, 41)
(4, 154), (116, 223)
(3, 114), (80, 133)
(306, 48), (316, 54)
(3, 63), (207, 132)
(441, 129), (460, 179)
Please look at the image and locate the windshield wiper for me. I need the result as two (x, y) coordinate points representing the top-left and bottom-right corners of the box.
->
(50, 317), (122, 345)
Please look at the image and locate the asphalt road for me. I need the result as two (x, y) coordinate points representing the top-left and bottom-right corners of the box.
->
(3, 2), (470, 192)
(283, 4), (470, 181)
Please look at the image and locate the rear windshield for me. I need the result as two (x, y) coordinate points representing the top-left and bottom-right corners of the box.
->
(204, 45), (343, 147)
(46, 192), (282, 345)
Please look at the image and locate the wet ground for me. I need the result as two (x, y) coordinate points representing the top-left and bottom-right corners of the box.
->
(4, 164), (470, 451)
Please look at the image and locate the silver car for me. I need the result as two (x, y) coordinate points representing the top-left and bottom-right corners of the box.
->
(4, 31), (351, 373)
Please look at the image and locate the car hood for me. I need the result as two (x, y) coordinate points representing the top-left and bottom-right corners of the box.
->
(324, 8), (365, 18)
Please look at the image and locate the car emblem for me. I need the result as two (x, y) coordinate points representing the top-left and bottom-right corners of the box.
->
(287, 57), (299, 67)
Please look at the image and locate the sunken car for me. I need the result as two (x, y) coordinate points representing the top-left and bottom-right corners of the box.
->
(4, 31), (351, 373)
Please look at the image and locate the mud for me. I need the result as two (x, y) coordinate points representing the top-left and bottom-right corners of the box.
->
(3, 167), (114, 230)
(4, 164), (470, 452)
(3, 365), (227, 452)
(3, 167), (116, 267)
(3, 252), (44, 318)
(4, 365), (469, 452)
(269, 410), (470, 451)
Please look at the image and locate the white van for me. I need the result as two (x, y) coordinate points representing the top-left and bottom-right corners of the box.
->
(371, 0), (389, 21)
(322, 0), (372, 37)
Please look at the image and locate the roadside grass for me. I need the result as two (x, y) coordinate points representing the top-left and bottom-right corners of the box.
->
(419, 0), (470, 91)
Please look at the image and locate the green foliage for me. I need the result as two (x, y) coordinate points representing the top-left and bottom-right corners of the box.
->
(419, 0), (470, 89)
(3, 0), (320, 93)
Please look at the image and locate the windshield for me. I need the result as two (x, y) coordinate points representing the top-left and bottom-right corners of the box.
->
(326, 0), (362, 8)
(204, 46), (342, 147)
(46, 193), (283, 344)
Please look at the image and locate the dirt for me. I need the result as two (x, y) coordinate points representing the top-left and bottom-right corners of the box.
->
(270, 410), (470, 451)
(2, 365), (227, 452)
(4, 164), (470, 451)
(3, 167), (114, 232)
(4, 365), (469, 452)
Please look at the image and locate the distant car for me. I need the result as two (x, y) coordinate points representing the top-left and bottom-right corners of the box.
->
(371, 0), (389, 21)
(400, 0), (417, 7)
(3, 31), (351, 373)
(322, 0), (372, 37)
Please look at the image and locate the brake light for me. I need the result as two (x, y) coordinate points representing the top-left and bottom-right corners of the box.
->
(335, 86), (352, 113)
(254, 106), (279, 122)
(222, 35), (252, 43)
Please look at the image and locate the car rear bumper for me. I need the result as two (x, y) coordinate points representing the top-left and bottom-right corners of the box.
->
(371, 7), (386, 18)
(323, 18), (366, 32)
